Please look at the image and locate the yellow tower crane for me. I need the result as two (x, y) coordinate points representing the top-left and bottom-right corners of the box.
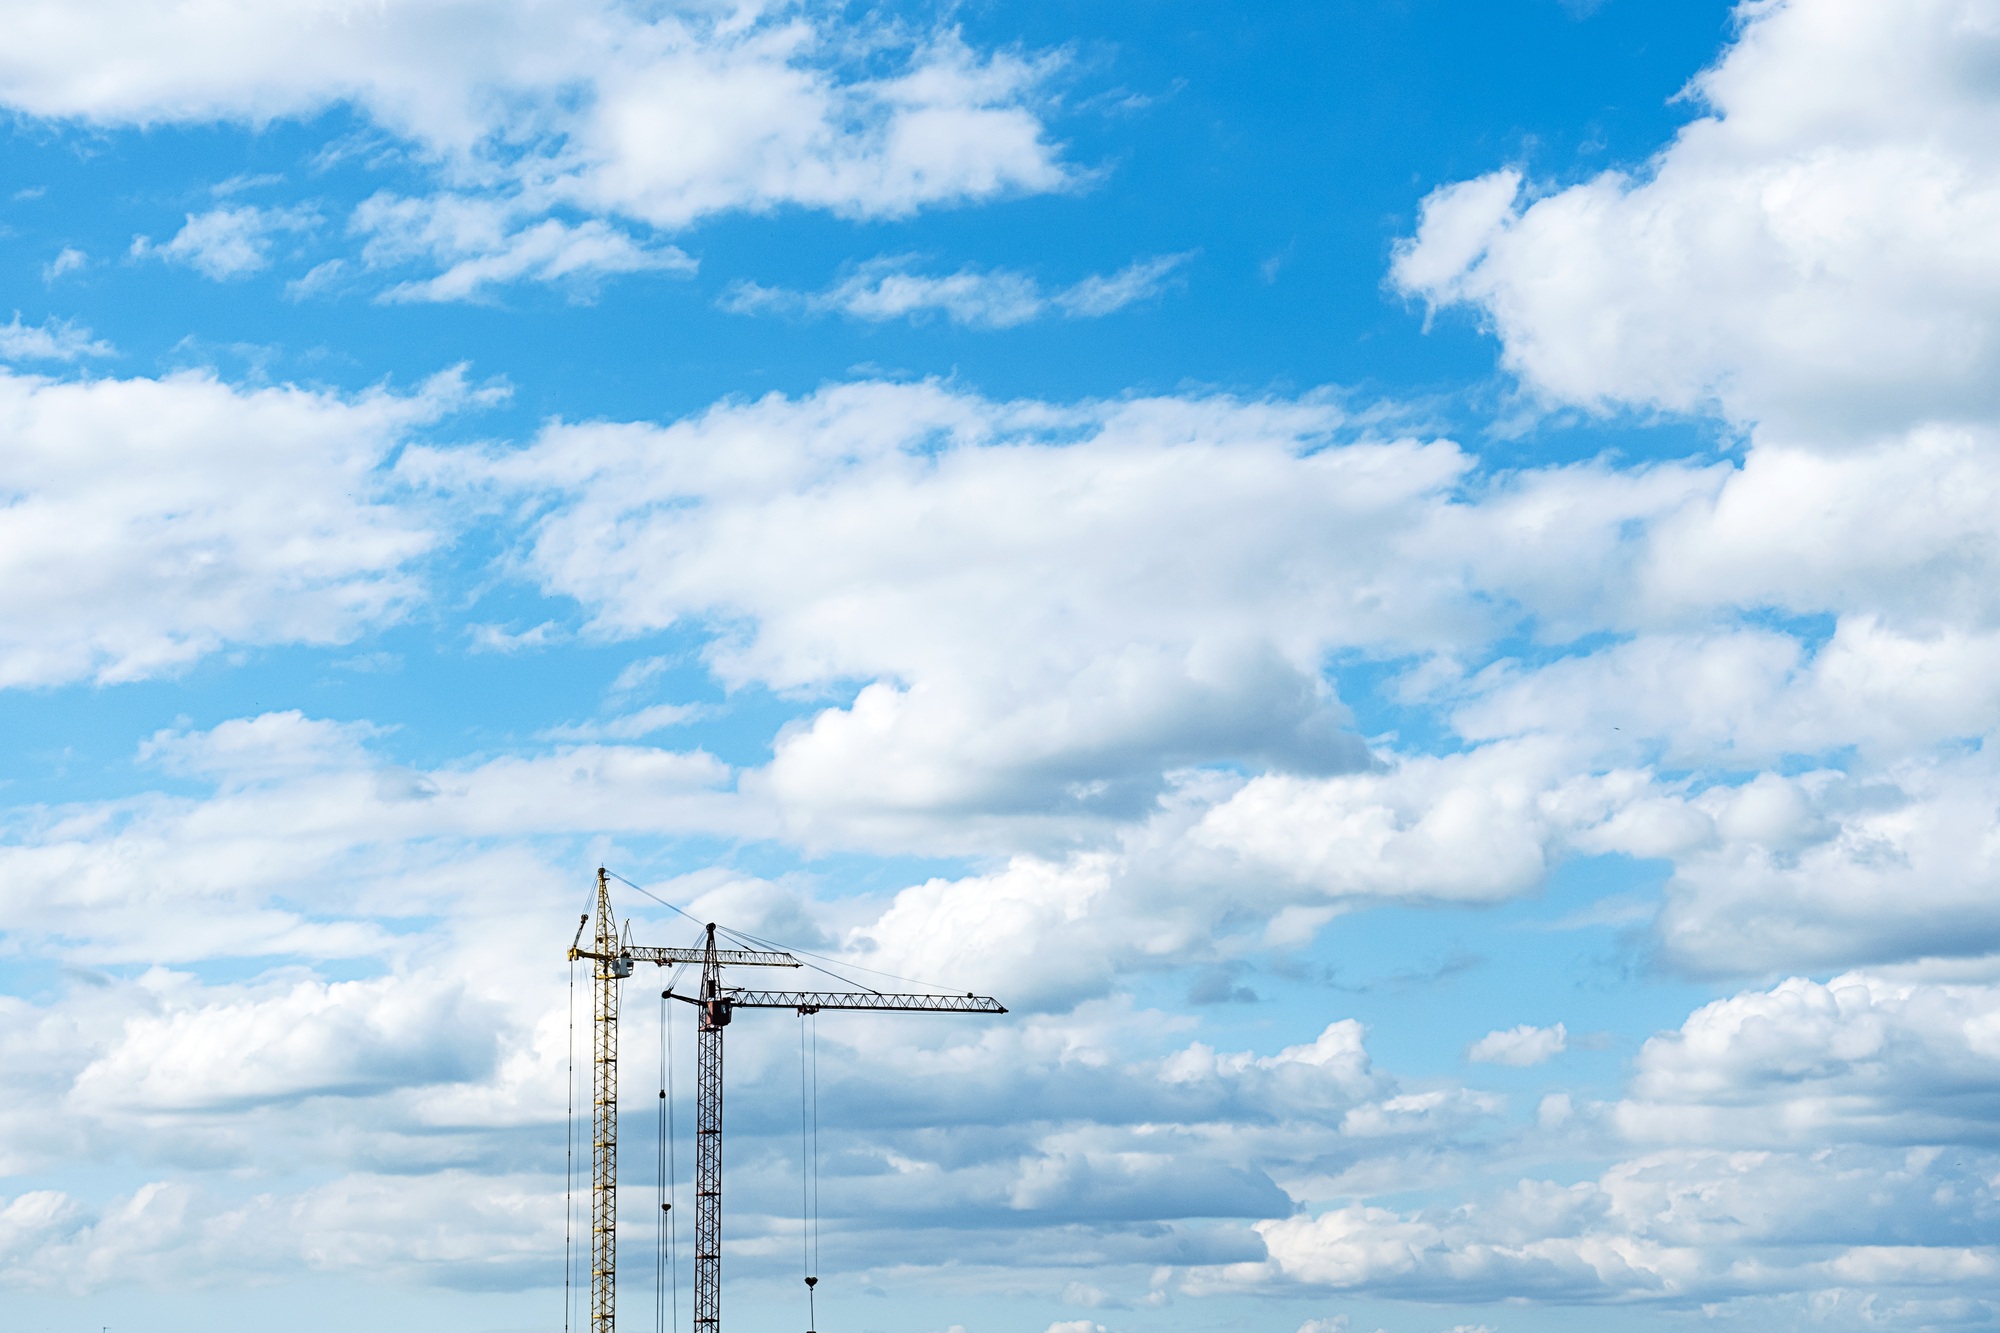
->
(567, 868), (1006, 1333)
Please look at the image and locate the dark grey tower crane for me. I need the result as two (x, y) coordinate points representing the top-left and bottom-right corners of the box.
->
(568, 868), (1006, 1333)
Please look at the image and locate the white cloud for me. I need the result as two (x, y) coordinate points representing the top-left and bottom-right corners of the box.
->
(13, 705), (2000, 1319)
(0, 313), (112, 361)
(1185, 742), (1639, 909)
(1392, 0), (2000, 439)
(1454, 619), (2000, 770)
(134, 205), (317, 280)
(1166, 724), (2000, 981)
(0, 754), (1512, 1291)
(1389, 171), (1520, 308)
(139, 711), (382, 785)
(1646, 751), (2000, 975)
(1296, 1318), (1349, 1333)
(539, 702), (703, 742)
(19, 0), (2000, 1324)
(1251, 1146), (2000, 1307)
(70, 973), (499, 1114)
(1467, 1023), (1566, 1067)
(284, 257), (345, 299)
(1056, 253), (1194, 317)
(0, 365), (468, 686)
(1619, 971), (2000, 1146)
(0, 710), (736, 963)
(398, 376), (2000, 987)
(1233, 973), (2000, 1314)
(0, 2), (1069, 232)
(467, 620), (563, 653)
(40, 246), (86, 281)
(354, 193), (695, 303)
(414, 381), (1458, 844)
(0, 1172), (565, 1292)
(721, 252), (1193, 328)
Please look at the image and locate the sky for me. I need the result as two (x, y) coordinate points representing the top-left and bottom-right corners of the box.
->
(4, 0), (2000, 1331)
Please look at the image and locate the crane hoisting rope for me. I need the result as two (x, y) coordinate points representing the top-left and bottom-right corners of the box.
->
(565, 954), (577, 1333)
(798, 1011), (821, 1333)
(565, 906), (591, 1333)
(664, 960), (694, 1333)
(657, 987), (677, 1333)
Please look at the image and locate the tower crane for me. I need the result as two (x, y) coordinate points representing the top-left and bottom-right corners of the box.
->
(567, 868), (1006, 1333)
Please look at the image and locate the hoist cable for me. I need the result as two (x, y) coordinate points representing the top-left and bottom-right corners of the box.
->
(796, 1012), (820, 1320)
(564, 957), (577, 1333)
(605, 868), (705, 928)
(811, 1013), (821, 1284)
(792, 1012), (800, 1280)
(666, 988), (680, 1333)
(656, 989), (666, 1333)
(799, 1012), (819, 1332)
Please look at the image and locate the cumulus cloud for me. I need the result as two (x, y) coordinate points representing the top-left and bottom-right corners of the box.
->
(1252, 1146), (2000, 1307)
(382, 369), (2000, 990)
(1619, 971), (2000, 1146)
(70, 973), (499, 1114)
(0, 784), (1509, 1292)
(0, 710), (735, 963)
(0, 313), (112, 361)
(11, 704), (2000, 1320)
(133, 205), (318, 280)
(0, 1172), (565, 1292)
(41, 245), (86, 281)
(1646, 752), (2000, 975)
(0, 1), (1069, 236)
(0, 365), (469, 686)
(538, 702), (703, 742)
(414, 381), (1446, 843)
(1467, 1023), (1566, 1067)
(720, 252), (1193, 328)
(414, 379), (1861, 849)
(1184, 742), (1641, 909)
(1392, 0), (2000, 439)
(353, 193), (695, 303)
(1231, 970), (2000, 1317)
(12, 4), (2000, 1322)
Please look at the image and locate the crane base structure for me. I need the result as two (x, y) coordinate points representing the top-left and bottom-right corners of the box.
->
(568, 868), (1006, 1333)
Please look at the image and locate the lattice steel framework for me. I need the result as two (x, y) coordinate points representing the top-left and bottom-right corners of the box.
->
(571, 871), (1005, 1333)
(589, 870), (629, 1333)
(693, 925), (725, 1333)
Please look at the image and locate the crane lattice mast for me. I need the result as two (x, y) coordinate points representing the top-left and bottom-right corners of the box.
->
(568, 868), (1005, 1333)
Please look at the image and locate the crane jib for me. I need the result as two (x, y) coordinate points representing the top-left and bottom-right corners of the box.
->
(571, 946), (801, 969)
(661, 988), (1007, 1015)
(727, 990), (1007, 1014)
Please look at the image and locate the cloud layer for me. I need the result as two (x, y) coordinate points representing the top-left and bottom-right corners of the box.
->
(0, 366), (470, 685)
(0, 0), (1071, 297)
(6, 0), (2000, 1329)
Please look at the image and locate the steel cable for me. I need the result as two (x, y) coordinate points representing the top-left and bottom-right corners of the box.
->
(565, 957), (577, 1333)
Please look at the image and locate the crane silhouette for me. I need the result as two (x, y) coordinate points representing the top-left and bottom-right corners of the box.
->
(568, 868), (1006, 1333)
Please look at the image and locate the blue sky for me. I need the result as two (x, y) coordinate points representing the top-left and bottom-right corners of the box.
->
(5, 1), (2000, 1331)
